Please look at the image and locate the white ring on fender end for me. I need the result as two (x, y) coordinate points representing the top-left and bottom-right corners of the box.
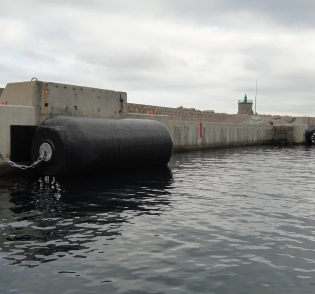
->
(39, 142), (53, 162)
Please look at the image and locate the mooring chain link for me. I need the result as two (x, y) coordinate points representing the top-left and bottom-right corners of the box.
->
(0, 152), (43, 170)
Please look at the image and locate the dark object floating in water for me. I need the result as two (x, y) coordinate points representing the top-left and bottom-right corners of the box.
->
(31, 115), (173, 176)
(305, 129), (315, 145)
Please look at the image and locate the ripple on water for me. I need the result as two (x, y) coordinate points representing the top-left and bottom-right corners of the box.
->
(1, 146), (315, 293)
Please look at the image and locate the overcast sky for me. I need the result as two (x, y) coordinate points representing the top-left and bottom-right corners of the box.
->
(1, 0), (315, 115)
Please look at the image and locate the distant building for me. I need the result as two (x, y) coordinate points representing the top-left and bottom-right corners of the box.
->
(238, 94), (253, 114)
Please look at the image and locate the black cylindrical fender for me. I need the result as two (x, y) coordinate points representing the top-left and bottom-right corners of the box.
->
(31, 115), (173, 176)
(305, 129), (315, 145)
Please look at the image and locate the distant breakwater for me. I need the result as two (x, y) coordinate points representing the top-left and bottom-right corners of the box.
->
(127, 103), (315, 128)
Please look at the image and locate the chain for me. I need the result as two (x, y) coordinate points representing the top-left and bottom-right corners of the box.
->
(0, 152), (43, 170)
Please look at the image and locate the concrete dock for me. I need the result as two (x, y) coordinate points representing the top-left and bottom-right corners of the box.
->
(127, 113), (306, 151)
(0, 80), (310, 174)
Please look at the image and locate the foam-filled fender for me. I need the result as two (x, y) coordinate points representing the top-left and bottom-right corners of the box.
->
(31, 115), (173, 176)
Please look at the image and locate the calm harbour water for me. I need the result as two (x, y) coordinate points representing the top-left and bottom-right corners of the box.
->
(1, 146), (315, 294)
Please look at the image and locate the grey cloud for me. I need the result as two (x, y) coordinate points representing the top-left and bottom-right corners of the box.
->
(17, 49), (61, 64)
(1, 0), (315, 115)
(5, 0), (315, 27)
(268, 72), (315, 94)
(161, 0), (315, 28)
(77, 48), (185, 71)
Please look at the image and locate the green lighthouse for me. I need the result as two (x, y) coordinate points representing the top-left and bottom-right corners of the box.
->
(238, 94), (253, 114)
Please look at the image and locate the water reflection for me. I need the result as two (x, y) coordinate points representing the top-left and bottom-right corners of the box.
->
(2, 146), (315, 293)
(0, 167), (173, 268)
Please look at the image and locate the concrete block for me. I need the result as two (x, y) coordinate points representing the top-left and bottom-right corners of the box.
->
(0, 105), (36, 172)
(38, 82), (127, 123)
(293, 117), (315, 130)
(276, 124), (307, 144)
(0, 82), (37, 106)
(171, 121), (274, 151)
(1, 81), (127, 124)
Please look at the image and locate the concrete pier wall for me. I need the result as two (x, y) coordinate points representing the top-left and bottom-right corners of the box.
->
(127, 114), (307, 150)
(0, 105), (36, 174)
(290, 124), (308, 143)
(128, 102), (315, 128)
(0, 81), (309, 175)
(171, 122), (308, 150)
(170, 121), (273, 150)
(293, 117), (315, 130)
(0, 81), (127, 125)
